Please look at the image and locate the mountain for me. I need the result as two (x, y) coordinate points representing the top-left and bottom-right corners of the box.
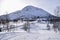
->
(0, 5), (58, 21)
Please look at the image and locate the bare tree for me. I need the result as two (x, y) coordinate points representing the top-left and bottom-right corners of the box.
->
(53, 6), (60, 32)
(54, 6), (60, 17)
(13, 19), (18, 31)
(37, 16), (41, 22)
(22, 19), (30, 32)
(0, 20), (2, 32)
(47, 24), (50, 30)
(2, 20), (6, 32)
(3, 15), (10, 32)
(4, 12), (10, 32)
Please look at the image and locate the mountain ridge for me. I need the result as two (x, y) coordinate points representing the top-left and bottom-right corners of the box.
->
(0, 5), (58, 21)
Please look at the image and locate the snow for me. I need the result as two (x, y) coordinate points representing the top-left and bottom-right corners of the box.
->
(0, 5), (56, 20)
(0, 21), (60, 40)
(21, 6), (50, 17)
(0, 5), (60, 40)
(0, 31), (60, 40)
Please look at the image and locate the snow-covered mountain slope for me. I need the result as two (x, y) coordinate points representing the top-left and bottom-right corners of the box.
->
(0, 5), (57, 20)
(21, 6), (51, 17)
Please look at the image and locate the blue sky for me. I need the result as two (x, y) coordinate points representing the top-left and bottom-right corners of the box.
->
(0, 0), (60, 15)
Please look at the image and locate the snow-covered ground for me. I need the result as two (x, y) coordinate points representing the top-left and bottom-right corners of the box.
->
(0, 21), (60, 40)
(0, 30), (60, 40)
